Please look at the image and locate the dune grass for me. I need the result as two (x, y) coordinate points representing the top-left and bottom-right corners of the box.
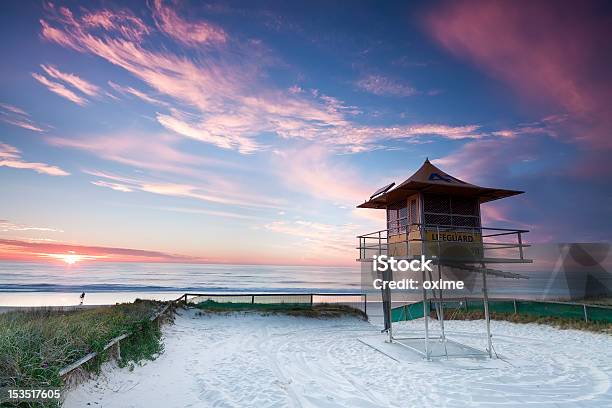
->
(444, 309), (611, 334)
(0, 300), (168, 407)
(195, 300), (368, 319)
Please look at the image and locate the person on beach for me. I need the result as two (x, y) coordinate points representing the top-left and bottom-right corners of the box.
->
(79, 292), (85, 305)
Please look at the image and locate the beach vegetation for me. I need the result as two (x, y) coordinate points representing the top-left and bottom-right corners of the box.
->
(0, 300), (169, 407)
(194, 300), (368, 319)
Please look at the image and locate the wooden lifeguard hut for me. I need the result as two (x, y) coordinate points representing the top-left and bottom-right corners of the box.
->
(356, 158), (532, 359)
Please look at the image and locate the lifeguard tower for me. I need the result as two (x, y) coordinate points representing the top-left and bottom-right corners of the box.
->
(357, 159), (531, 360)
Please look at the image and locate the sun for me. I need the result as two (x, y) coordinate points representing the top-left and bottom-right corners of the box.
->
(46, 251), (86, 265)
(40, 251), (107, 264)
(61, 252), (79, 264)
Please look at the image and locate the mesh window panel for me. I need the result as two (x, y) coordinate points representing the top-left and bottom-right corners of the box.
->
(452, 215), (479, 227)
(399, 207), (408, 233)
(424, 194), (450, 214)
(409, 199), (417, 225)
(451, 197), (478, 216)
(387, 209), (398, 235)
(425, 213), (452, 226)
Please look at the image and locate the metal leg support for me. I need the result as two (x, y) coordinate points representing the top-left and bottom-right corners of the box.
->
(482, 264), (493, 358)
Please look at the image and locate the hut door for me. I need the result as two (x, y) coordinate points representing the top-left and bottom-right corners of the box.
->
(387, 202), (407, 257)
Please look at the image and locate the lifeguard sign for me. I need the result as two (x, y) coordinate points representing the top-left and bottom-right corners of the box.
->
(357, 158), (532, 360)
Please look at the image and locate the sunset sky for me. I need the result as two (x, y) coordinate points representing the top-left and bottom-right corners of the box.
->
(0, 0), (610, 266)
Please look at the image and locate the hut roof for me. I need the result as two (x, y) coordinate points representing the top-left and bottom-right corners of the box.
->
(357, 159), (523, 209)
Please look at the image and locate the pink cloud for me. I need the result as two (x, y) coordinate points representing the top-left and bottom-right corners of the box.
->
(108, 81), (165, 105)
(0, 103), (45, 132)
(39, 2), (487, 155)
(40, 64), (100, 96)
(425, 0), (612, 152)
(156, 112), (261, 154)
(85, 170), (283, 210)
(0, 142), (69, 176)
(81, 9), (150, 42)
(151, 0), (227, 46)
(46, 133), (205, 175)
(273, 145), (371, 205)
(0, 103), (27, 116)
(31, 72), (87, 105)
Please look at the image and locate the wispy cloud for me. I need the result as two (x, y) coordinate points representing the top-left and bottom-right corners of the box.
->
(0, 142), (69, 176)
(0, 104), (27, 116)
(356, 74), (417, 97)
(0, 103), (45, 132)
(39, 2), (485, 155)
(151, 0), (227, 46)
(156, 112), (261, 154)
(86, 170), (283, 209)
(81, 9), (150, 42)
(108, 81), (165, 105)
(0, 219), (64, 233)
(90, 180), (133, 192)
(273, 145), (370, 205)
(139, 204), (262, 221)
(46, 133), (205, 175)
(40, 64), (100, 96)
(31, 72), (87, 105)
(264, 219), (362, 260)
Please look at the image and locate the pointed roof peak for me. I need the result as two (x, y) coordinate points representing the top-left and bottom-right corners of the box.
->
(357, 158), (524, 209)
(400, 159), (472, 187)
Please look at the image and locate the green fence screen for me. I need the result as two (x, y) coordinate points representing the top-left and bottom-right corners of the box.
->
(391, 302), (425, 322)
(391, 299), (612, 323)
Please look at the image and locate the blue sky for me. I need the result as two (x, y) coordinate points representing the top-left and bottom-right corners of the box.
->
(0, 0), (610, 265)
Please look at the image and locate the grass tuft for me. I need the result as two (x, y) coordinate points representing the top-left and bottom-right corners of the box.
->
(194, 300), (367, 319)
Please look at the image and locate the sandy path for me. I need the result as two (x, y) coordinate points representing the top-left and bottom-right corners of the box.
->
(64, 309), (612, 407)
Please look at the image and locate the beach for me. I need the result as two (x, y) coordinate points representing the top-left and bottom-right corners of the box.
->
(64, 308), (612, 407)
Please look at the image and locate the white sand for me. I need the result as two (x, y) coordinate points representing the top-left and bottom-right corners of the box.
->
(64, 309), (612, 407)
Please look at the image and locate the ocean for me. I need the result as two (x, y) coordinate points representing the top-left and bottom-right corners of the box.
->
(1, 260), (609, 306)
(0, 262), (362, 306)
